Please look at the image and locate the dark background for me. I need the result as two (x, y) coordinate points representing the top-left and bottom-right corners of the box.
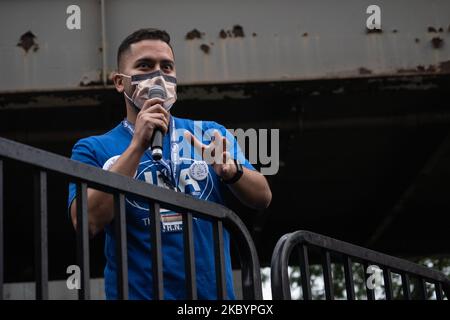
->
(1, 74), (450, 281)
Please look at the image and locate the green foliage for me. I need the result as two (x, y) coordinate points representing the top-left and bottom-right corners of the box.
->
(282, 256), (450, 300)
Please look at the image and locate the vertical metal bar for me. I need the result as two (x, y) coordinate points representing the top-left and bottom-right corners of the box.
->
(76, 183), (90, 300)
(34, 170), (48, 300)
(401, 273), (411, 300)
(321, 251), (334, 300)
(435, 282), (443, 300)
(149, 201), (164, 300)
(363, 262), (375, 300)
(0, 160), (3, 300)
(297, 245), (312, 300)
(383, 268), (393, 300)
(182, 212), (197, 299)
(100, 0), (107, 85)
(114, 193), (128, 300)
(343, 256), (355, 300)
(213, 220), (227, 300)
(418, 278), (427, 300)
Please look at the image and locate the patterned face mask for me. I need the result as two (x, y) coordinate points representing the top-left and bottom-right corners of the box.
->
(120, 70), (177, 111)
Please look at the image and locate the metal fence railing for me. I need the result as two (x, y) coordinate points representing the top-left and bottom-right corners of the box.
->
(271, 230), (450, 300)
(0, 137), (262, 300)
(2, 136), (449, 301)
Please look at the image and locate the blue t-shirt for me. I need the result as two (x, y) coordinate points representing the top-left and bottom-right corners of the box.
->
(67, 116), (255, 300)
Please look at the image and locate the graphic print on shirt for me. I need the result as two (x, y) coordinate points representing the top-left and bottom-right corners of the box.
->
(103, 156), (215, 233)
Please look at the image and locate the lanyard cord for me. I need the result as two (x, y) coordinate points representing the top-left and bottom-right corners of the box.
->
(122, 117), (179, 191)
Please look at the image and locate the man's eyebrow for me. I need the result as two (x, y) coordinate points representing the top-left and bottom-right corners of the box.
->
(161, 59), (175, 65)
(133, 57), (155, 66)
(133, 57), (174, 66)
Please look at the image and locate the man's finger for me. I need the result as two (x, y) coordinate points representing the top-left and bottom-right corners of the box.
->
(141, 97), (165, 111)
(141, 103), (168, 116)
(140, 104), (169, 123)
(222, 151), (232, 166)
(152, 119), (169, 135)
(213, 130), (231, 163)
(212, 130), (222, 145)
(222, 137), (228, 163)
(184, 131), (206, 157)
(142, 112), (168, 125)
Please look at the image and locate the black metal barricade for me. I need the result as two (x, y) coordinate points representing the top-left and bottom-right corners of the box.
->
(271, 230), (450, 300)
(0, 137), (262, 300)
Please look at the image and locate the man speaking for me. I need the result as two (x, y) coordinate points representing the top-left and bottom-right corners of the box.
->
(67, 28), (271, 299)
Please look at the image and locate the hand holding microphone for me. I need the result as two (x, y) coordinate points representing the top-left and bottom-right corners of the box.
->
(148, 85), (167, 160)
(130, 86), (169, 157)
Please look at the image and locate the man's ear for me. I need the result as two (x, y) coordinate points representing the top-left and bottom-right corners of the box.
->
(112, 72), (125, 93)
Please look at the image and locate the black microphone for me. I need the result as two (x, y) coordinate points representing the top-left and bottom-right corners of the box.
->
(148, 84), (167, 160)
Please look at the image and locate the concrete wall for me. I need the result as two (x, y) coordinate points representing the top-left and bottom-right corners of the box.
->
(3, 278), (105, 300)
(3, 271), (244, 299)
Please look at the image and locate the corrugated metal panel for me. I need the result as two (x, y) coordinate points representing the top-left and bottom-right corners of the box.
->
(1, 0), (450, 92)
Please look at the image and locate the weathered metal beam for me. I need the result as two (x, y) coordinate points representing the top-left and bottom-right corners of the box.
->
(1, 0), (450, 91)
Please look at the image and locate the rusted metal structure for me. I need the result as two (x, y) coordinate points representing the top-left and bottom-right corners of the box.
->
(1, 0), (450, 91)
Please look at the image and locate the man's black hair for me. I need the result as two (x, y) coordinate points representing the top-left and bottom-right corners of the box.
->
(117, 28), (173, 69)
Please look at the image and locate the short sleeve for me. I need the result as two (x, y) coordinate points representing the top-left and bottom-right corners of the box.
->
(67, 139), (102, 215)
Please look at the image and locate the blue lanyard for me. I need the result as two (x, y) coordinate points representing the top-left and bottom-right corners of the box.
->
(122, 117), (179, 191)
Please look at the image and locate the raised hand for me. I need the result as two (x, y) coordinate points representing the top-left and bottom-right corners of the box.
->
(183, 130), (237, 181)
